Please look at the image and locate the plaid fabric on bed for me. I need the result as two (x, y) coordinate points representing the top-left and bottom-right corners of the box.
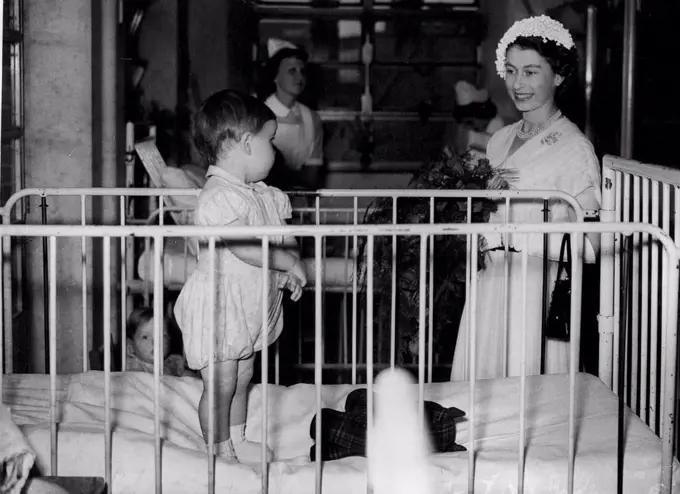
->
(309, 388), (466, 461)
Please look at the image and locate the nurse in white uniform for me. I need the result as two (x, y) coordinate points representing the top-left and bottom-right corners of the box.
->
(262, 39), (325, 190)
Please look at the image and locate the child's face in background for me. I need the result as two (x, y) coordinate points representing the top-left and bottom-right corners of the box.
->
(132, 318), (170, 364)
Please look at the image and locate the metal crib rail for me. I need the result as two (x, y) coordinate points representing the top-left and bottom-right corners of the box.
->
(0, 220), (678, 494)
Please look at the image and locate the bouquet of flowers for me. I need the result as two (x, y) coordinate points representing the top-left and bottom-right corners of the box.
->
(357, 147), (516, 366)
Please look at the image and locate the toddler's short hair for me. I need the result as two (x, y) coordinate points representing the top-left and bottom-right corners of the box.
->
(193, 89), (276, 167)
(127, 307), (156, 339)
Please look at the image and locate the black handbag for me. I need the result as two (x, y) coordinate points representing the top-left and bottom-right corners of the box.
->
(545, 234), (572, 341)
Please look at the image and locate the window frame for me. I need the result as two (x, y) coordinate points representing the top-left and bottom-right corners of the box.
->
(251, 0), (483, 119)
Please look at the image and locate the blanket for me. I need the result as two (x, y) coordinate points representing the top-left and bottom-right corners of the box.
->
(0, 404), (35, 494)
(309, 388), (466, 461)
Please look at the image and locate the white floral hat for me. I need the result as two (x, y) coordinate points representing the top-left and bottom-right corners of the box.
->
(495, 15), (575, 78)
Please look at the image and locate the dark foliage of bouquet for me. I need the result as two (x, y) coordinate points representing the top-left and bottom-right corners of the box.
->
(357, 147), (516, 365)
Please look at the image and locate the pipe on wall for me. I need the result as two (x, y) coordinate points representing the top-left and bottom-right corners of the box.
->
(91, 0), (121, 353)
(620, 0), (636, 158)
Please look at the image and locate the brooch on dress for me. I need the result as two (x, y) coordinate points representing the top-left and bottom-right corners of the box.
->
(541, 132), (562, 146)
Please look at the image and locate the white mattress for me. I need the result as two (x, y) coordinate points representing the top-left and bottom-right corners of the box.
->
(3, 372), (679, 493)
(136, 237), (355, 288)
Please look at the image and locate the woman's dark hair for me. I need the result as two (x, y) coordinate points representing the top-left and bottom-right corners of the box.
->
(192, 89), (276, 167)
(256, 46), (309, 100)
(509, 35), (583, 126)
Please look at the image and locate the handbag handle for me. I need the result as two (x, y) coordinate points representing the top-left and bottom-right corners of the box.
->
(555, 234), (572, 281)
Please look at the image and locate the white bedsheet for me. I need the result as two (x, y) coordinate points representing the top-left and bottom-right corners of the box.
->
(3, 371), (679, 493)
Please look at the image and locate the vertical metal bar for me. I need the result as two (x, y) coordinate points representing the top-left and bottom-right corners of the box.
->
(261, 236), (270, 493)
(650, 181), (660, 432)
(2, 216), (13, 374)
(81, 196), (88, 371)
(49, 236), (58, 475)
(390, 197), (397, 369)
(41, 197), (50, 372)
(315, 233), (324, 494)
(103, 236), (112, 489)
(518, 237), (529, 494)
(618, 235), (633, 494)
(599, 166), (616, 389)
(352, 197), (358, 385)
(143, 234), (151, 305)
(631, 176), (641, 413)
(315, 197), (325, 375)
(418, 234), (427, 420)
(468, 233), (479, 493)
(622, 175), (632, 402)
(341, 230), (349, 365)
(464, 197), (472, 380)
(620, 0), (637, 158)
(503, 197), (510, 378)
(640, 178), (650, 424)
(660, 183), (671, 422)
(207, 238), (216, 494)
(540, 199), (549, 375)
(613, 172), (624, 393)
(366, 234), (375, 488)
(568, 232), (585, 494)
(672, 189), (680, 457)
(297, 210), (304, 372)
(660, 249), (679, 493)
(428, 198), (434, 381)
(120, 196), (127, 371)
(152, 235), (163, 494)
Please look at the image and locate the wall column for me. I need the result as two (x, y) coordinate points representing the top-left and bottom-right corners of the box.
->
(23, 0), (93, 373)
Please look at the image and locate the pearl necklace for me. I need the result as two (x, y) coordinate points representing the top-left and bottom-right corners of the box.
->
(516, 110), (562, 140)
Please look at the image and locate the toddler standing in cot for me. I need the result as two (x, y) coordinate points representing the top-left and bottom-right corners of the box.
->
(173, 89), (307, 463)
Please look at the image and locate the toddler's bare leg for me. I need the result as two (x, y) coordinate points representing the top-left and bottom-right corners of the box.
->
(229, 355), (254, 426)
(199, 360), (238, 458)
(229, 355), (274, 463)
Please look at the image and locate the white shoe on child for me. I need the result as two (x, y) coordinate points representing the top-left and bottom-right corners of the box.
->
(230, 424), (274, 463)
(233, 440), (274, 463)
(214, 439), (238, 462)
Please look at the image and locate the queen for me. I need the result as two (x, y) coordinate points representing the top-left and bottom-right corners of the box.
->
(450, 15), (602, 382)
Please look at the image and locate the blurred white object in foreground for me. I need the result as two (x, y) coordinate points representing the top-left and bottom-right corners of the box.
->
(367, 368), (434, 494)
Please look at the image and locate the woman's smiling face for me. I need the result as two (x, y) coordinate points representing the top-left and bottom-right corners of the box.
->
(503, 45), (563, 114)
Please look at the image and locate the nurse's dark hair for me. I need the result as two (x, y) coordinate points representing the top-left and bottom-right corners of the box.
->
(193, 89), (276, 167)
